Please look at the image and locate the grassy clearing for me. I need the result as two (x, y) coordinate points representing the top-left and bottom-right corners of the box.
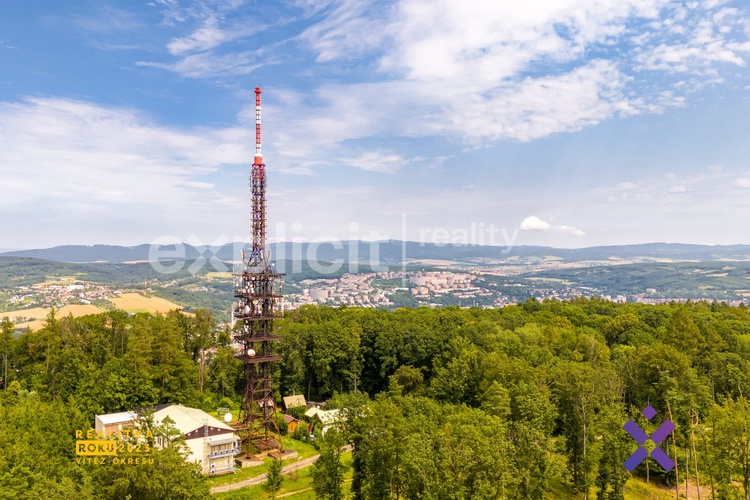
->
(206, 437), (319, 488)
(212, 451), (353, 499)
(209, 452), (681, 499)
(212, 468), (314, 499)
(624, 477), (679, 500)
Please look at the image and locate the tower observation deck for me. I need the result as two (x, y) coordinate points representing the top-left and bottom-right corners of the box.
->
(233, 87), (284, 451)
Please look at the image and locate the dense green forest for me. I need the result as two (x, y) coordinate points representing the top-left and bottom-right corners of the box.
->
(2, 299), (750, 498)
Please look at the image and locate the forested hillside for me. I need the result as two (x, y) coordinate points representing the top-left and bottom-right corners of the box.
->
(2, 299), (750, 498)
(277, 300), (750, 499)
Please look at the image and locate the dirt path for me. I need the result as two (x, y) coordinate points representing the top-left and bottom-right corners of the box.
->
(210, 445), (352, 494)
(210, 455), (320, 493)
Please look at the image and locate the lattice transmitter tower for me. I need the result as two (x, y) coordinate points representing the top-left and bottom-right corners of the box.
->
(233, 87), (284, 450)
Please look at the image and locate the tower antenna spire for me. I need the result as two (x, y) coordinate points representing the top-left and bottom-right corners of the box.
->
(249, 87), (267, 259)
(254, 87), (262, 165)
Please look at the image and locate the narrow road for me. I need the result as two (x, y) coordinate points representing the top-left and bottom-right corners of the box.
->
(210, 455), (320, 493)
(210, 445), (352, 494)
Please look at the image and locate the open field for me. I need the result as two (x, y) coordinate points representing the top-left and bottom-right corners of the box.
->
(109, 292), (184, 313)
(1, 304), (103, 330)
(1, 293), (184, 330)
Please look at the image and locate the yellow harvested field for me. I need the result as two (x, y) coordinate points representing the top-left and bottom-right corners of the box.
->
(1, 307), (51, 321)
(2, 294), (185, 331)
(1, 304), (104, 331)
(2, 304), (102, 321)
(109, 293), (183, 313)
(58, 304), (103, 316)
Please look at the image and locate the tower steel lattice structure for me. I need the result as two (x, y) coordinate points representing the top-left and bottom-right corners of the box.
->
(233, 87), (284, 451)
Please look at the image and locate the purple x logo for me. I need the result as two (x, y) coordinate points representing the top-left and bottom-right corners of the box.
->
(623, 405), (675, 472)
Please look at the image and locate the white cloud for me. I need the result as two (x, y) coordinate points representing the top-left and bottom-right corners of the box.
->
(520, 215), (585, 236)
(437, 59), (635, 142)
(734, 177), (750, 187)
(137, 0), (750, 175)
(384, 0), (661, 81)
(668, 184), (686, 193)
(635, 4), (750, 74)
(557, 225), (587, 236)
(520, 216), (551, 230)
(247, 58), (637, 174)
(262, 0), (748, 172)
(301, 0), (666, 81)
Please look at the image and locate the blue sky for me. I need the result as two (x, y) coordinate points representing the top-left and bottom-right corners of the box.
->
(1, 0), (750, 250)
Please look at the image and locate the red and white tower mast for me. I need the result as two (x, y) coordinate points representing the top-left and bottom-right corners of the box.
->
(233, 87), (284, 451)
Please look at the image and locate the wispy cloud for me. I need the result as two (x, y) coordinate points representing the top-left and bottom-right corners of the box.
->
(264, 0), (749, 171)
(166, 14), (248, 55)
(634, 5), (750, 74)
(297, 0), (390, 62)
(138, 51), (265, 78)
(123, 0), (750, 177)
(66, 4), (152, 51)
(0, 40), (19, 50)
(339, 151), (413, 173)
(140, 0), (270, 78)
(589, 165), (750, 210)
(0, 97), (252, 243)
(72, 6), (145, 34)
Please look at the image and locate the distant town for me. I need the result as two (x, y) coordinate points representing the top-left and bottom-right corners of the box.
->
(9, 281), (120, 310)
(4, 256), (750, 330)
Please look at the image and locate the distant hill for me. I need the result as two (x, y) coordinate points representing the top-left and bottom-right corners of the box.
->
(3, 241), (750, 264)
(523, 261), (750, 301)
(0, 244), (203, 263)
